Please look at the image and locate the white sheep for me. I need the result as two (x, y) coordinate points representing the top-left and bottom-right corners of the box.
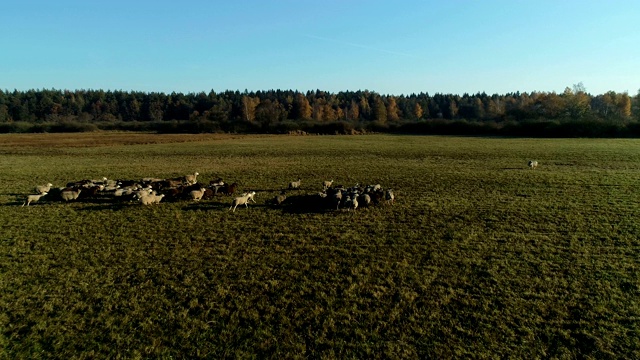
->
(184, 172), (200, 185)
(61, 188), (82, 202)
(23, 193), (47, 207)
(288, 178), (301, 190)
(528, 160), (539, 169)
(139, 193), (165, 205)
(229, 191), (256, 212)
(322, 179), (334, 190)
(189, 187), (206, 201)
(35, 183), (53, 195)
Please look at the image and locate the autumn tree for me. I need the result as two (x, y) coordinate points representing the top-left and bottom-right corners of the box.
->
(386, 96), (400, 122)
(241, 95), (260, 122)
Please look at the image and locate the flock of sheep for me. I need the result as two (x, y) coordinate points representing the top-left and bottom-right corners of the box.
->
(19, 171), (395, 213)
(21, 160), (539, 210)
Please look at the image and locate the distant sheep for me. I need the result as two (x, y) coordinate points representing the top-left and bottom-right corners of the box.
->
(322, 179), (334, 190)
(35, 183), (53, 195)
(289, 178), (301, 190)
(528, 160), (539, 169)
(385, 189), (395, 205)
(229, 191), (256, 212)
(22, 193), (47, 207)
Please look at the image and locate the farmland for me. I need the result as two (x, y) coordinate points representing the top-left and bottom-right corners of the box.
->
(1, 133), (639, 358)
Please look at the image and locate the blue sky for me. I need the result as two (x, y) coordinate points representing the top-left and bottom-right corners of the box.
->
(1, 1), (638, 96)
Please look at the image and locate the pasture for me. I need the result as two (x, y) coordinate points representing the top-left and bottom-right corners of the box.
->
(1, 133), (639, 358)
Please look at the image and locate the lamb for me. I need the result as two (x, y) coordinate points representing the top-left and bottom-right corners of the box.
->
(322, 179), (334, 190)
(184, 172), (200, 185)
(139, 193), (165, 205)
(23, 193), (47, 207)
(229, 191), (256, 212)
(60, 188), (82, 202)
(288, 178), (302, 190)
(189, 187), (206, 201)
(35, 183), (53, 195)
(332, 190), (343, 210)
(528, 160), (539, 169)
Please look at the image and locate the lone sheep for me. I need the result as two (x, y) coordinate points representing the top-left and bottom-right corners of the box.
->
(528, 160), (539, 169)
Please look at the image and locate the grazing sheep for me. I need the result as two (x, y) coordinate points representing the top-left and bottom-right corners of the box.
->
(528, 160), (539, 169)
(60, 188), (82, 202)
(229, 191), (256, 212)
(139, 193), (165, 205)
(23, 193), (47, 207)
(322, 179), (334, 190)
(288, 178), (302, 190)
(184, 172), (200, 185)
(35, 183), (53, 195)
(189, 187), (206, 202)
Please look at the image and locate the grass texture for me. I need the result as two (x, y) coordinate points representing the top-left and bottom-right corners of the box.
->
(1, 133), (639, 358)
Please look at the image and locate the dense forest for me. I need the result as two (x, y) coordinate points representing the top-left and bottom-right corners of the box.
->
(1, 84), (639, 137)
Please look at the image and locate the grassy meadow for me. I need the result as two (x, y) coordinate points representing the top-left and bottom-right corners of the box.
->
(1, 133), (639, 358)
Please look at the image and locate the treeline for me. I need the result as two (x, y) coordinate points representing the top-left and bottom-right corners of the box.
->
(1, 85), (639, 137)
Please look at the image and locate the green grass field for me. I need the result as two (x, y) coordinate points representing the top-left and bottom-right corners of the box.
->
(1, 133), (639, 358)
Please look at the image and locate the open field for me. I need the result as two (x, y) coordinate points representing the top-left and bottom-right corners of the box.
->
(1, 133), (639, 358)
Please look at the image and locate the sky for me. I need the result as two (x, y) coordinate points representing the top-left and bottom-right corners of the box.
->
(1, 0), (638, 96)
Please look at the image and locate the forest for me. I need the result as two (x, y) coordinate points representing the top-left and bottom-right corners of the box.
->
(1, 84), (639, 137)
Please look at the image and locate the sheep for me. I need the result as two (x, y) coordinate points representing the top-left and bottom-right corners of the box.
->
(35, 183), (53, 195)
(23, 193), (47, 207)
(322, 179), (334, 190)
(189, 187), (206, 202)
(218, 182), (238, 196)
(229, 191), (256, 212)
(528, 160), (539, 169)
(288, 178), (302, 190)
(332, 189), (343, 210)
(344, 195), (358, 211)
(272, 191), (287, 205)
(184, 172), (200, 185)
(385, 189), (395, 205)
(60, 188), (82, 202)
(139, 193), (165, 205)
(358, 193), (371, 207)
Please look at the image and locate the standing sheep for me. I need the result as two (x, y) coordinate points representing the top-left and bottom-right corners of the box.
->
(322, 179), (334, 190)
(528, 160), (539, 169)
(22, 193), (47, 207)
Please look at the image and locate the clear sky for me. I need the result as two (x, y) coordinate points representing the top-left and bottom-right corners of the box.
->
(1, 0), (638, 96)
